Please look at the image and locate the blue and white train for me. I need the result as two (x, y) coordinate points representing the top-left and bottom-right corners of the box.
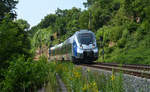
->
(49, 30), (98, 63)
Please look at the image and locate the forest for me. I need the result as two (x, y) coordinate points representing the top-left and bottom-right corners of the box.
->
(31, 0), (150, 64)
(0, 0), (150, 91)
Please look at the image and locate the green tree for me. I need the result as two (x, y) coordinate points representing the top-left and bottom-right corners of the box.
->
(0, 0), (18, 20)
(38, 14), (57, 29)
(15, 19), (30, 31)
(0, 16), (31, 62)
(79, 10), (89, 29)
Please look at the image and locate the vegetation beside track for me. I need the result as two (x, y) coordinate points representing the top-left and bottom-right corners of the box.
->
(50, 62), (124, 92)
(0, 56), (58, 92)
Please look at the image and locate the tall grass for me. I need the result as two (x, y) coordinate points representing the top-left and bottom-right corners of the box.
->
(49, 62), (124, 92)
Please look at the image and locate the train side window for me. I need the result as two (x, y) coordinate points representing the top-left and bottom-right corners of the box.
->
(65, 45), (67, 53)
(49, 49), (51, 56)
(59, 48), (60, 55)
(69, 44), (71, 53)
(64, 45), (66, 53)
(62, 45), (64, 54)
(51, 50), (53, 56)
(58, 47), (59, 55)
(55, 49), (56, 55)
(60, 47), (61, 55)
(66, 44), (68, 53)
(56, 48), (58, 55)
(53, 50), (54, 56)
(60, 47), (62, 55)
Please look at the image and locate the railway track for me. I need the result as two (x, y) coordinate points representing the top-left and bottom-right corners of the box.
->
(81, 63), (150, 79)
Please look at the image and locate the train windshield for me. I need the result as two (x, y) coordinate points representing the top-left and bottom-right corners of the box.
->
(77, 33), (95, 45)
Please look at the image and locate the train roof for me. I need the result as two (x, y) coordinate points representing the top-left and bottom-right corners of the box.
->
(50, 42), (63, 50)
(75, 30), (94, 34)
(57, 43), (63, 48)
(50, 29), (95, 50)
(50, 46), (55, 50)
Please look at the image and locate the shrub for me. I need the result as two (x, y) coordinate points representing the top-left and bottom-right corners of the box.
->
(105, 47), (114, 54)
(0, 17), (31, 62)
(1, 56), (50, 92)
(109, 26), (124, 42)
(117, 38), (126, 48)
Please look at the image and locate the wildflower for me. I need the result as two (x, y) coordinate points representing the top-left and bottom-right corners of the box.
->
(111, 74), (115, 81)
(90, 81), (99, 92)
(82, 84), (87, 91)
(82, 83), (90, 91)
(96, 90), (99, 92)
(74, 71), (81, 78)
(92, 82), (96, 86)
(89, 81), (96, 88)
(87, 68), (90, 72)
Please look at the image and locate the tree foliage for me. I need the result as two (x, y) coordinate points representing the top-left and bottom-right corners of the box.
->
(0, 16), (31, 62)
(15, 19), (30, 31)
(30, 7), (81, 46)
(30, 0), (150, 64)
(0, 0), (18, 20)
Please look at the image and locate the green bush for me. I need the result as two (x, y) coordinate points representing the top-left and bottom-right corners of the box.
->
(1, 56), (50, 92)
(109, 26), (124, 42)
(0, 16), (31, 62)
(107, 46), (150, 65)
(96, 26), (111, 43)
(117, 38), (126, 48)
(104, 47), (114, 54)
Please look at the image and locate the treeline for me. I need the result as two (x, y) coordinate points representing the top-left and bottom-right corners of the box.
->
(30, 7), (82, 48)
(95, 0), (150, 64)
(31, 0), (150, 64)
(0, 0), (50, 91)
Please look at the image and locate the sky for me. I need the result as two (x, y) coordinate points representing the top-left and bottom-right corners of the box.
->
(16, 0), (87, 27)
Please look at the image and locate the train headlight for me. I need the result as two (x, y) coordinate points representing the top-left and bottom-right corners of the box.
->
(92, 44), (96, 48)
(80, 44), (83, 49)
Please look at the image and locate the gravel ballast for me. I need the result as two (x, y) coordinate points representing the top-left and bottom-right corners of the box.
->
(81, 66), (150, 92)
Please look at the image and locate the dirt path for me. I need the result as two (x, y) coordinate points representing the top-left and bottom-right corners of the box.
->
(56, 73), (68, 92)
(38, 74), (68, 92)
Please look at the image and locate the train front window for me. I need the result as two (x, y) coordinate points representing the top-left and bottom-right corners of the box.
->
(78, 33), (95, 45)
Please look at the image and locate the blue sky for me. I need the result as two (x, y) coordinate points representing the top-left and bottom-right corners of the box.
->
(16, 0), (86, 27)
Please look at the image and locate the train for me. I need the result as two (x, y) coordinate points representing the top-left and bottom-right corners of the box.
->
(49, 30), (98, 63)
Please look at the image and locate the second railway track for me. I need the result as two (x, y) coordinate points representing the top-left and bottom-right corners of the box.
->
(80, 62), (150, 79)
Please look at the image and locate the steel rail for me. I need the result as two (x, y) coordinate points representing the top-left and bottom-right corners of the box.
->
(81, 63), (150, 79)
